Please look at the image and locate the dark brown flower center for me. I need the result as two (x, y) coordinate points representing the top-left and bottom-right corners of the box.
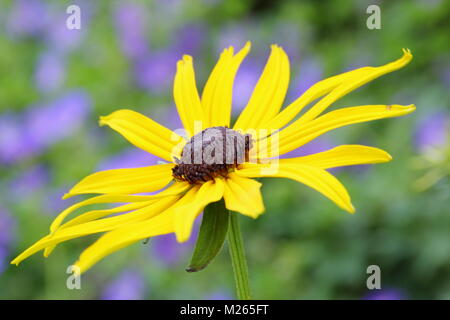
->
(172, 126), (252, 184)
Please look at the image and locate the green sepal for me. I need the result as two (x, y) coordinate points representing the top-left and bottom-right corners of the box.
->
(186, 200), (229, 272)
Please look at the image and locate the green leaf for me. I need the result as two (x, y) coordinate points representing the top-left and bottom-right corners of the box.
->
(186, 199), (229, 272)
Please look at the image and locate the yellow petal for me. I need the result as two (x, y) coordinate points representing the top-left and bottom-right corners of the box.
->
(174, 179), (225, 242)
(237, 163), (355, 213)
(260, 104), (415, 157)
(42, 182), (189, 257)
(234, 45), (290, 131)
(74, 209), (176, 274)
(280, 145), (392, 169)
(52, 181), (189, 233)
(11, 196), (180, 266)
(99, 109), (184, 161)
(261, 49), (413, 131)
(173, 55), (205, 136)
(43, 201), (152, 257)
(202, 42), (251, 128)
(223, 172), (265, 218)
(63, 163), (175, 198)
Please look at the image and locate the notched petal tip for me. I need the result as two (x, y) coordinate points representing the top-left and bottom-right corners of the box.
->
(397, 48), (413, 66)
(402, 48), (413, 58)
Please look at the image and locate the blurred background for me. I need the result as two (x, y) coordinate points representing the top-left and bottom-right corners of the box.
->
(0, 0), (449, 299)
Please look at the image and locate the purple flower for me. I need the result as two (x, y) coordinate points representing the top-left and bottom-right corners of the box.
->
(173, 23), (205, 56)
(363, 288), (406, 300)
(150, 221), (198, 266)
(0, 91), (90, 164)
(217, 24), (252, 54)
(232, 60), (261, 114)
(206, 290), (233, 300)
(6, 0), (49, 38)
(98, 148), (158, 171)
(271, 22), (301, 61)
(43, 187), (77, 215)
(113, 2), (149, 60)
(414, 112), (448, 152)
(0, 113), (34, 164)
(25, 90), (91, 152)
(151, 234), (187, 266)
(288, 57), (323, 101)
(9, 164), (50, 198)
(43, 2), (91, 53)
(281, 136), (335, 159)
(34, 50), (66, 93)
(101, 270), (147, 300)
(133, 51), (178, 93)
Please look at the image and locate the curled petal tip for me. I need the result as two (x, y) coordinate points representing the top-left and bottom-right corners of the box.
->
(402, 48), (412, 55)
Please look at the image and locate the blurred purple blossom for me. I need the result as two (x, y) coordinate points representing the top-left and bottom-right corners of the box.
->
(113, 2), (149, 60)
(151, 234), (188, 266)
(9, 165), (50, 198)
(102, 269), (147, 300)
(6, 0), (49, 38)
(43, 187), (77, 215)
(414, 112), (448, 152)
(150, 222), (198, 266)
(133, 51), (178, 93)
(217, 24), (253, 54)
(271, 23), (301, 61)
(43, 2), (92, 53)
(173, 23), (205, 57)
(232, 61), (260, 114)
(0, 113), (34, 164)
(34, 50), (66, 93)
(363, 288), (406, 300)
(0, 91), (90, 165)
(25, 90), (91, 152)
(7, 0), (89, 52)
(206, 290), (233, 300)
(0, 248), (8, 275)
(288, 57), (323, 101)
(98, 147), (158, 171)
(132, 23), (205, 93)
(281, 136), (335, 159)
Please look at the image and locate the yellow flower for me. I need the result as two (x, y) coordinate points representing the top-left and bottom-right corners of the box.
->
(12, 42), (415, 273)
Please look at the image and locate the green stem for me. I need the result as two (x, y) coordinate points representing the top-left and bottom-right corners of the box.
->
(227, 212), (252, 300)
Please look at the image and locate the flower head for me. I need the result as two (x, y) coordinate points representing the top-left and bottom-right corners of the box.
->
(12, 43), (415, 273)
